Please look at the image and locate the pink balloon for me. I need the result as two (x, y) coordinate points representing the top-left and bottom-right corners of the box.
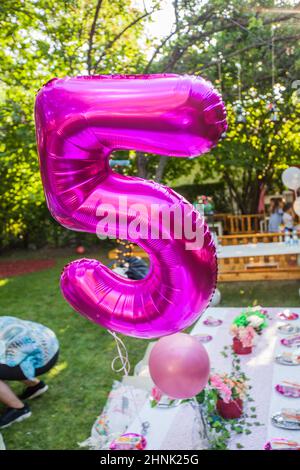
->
(149, 333), (210, 399)
(35, 74), (226, 339)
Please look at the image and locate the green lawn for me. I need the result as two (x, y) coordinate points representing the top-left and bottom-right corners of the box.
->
(0, 248), (299, 449)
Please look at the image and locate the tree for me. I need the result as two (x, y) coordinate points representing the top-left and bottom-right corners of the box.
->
(0, 0), (157, 249)
(137, 0), (300, 188)
(196, 90), (300, 213)
(1, 0), (300, 250)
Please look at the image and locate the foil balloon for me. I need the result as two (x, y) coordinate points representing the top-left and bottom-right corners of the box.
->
(35, 74), (227, 339)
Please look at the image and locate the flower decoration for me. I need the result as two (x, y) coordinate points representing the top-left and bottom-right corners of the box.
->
(208, 373), (248, 404)
(149, 386), (176, 408)
(210, 375), (232, 403)
(231, 306), (267, 348)
(150, 386), (162, 405)
(237, 326), (256, 348)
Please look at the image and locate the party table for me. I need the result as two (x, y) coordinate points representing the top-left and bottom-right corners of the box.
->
(126, 307), (300, 450)
(218, 242), (300, 259)
(217, 242), (300, 282)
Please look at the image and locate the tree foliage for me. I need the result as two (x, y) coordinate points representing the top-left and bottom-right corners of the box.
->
(199, 90), (300, 213)
(0, 0), (153, 249)
(0, 0), (300, 250)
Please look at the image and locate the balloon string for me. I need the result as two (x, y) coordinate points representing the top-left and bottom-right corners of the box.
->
(107, 330), (130, 375)
(107, 330), (149, 433)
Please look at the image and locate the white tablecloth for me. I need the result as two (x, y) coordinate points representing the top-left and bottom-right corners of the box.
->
(218, 242), (300, 259)
(0, 433), (5, 450)
(126, 307), (300, 450)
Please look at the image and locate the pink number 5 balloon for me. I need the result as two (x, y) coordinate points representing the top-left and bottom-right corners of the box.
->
(35, 74), (226, 339)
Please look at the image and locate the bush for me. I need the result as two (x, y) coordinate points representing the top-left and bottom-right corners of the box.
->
(172, 182), (231, 213)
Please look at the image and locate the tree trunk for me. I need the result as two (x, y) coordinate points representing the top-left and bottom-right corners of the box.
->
(136, 152), (148, 179)
(154, 156), (168, 183)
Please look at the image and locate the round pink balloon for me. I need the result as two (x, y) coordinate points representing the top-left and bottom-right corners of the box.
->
(35, 74), (226, 339)
(148, 332), (210, 399)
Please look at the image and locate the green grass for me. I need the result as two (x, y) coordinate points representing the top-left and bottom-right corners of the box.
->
(219, 280), (300, 308)
(0, 248), (299, 449)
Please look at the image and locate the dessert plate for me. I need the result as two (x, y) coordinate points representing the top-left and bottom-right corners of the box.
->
(281, 334), (300, 348)
(193, 334), (213, 343)
(203, 316), (222, 327)
(277, 311), (299, 321)
(275, 350), (300, 366)
(278, 324), (300, 335)
(271, 410), (300, 430)
(264, 438), (300, 450)
(275, 382), (300, 398)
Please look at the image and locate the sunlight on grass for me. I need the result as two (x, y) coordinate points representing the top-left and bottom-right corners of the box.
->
(47, 361), (68, 379)
(0, 279), (9, 287)
(58, 326), (71, 334)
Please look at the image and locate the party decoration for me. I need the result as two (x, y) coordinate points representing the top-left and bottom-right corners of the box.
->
(230, 306), (267, 355)
(282, 167), (300, 191)
(294, 197), (300, 217)
(109, 433), (147, 450)
(148, 333), (210, 399)
(149, 387), (181, 408)
(35, 74), (226, 338)
(210, 287), (221, 306)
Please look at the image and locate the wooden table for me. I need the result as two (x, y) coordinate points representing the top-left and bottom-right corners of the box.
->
(218, 242), (300, 282)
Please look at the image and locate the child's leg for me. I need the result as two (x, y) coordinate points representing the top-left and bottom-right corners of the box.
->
(0, 380), (24, 409)
(22, 379), (40, 387)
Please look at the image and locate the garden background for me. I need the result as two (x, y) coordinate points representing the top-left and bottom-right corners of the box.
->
(0, 0), (299, 449)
